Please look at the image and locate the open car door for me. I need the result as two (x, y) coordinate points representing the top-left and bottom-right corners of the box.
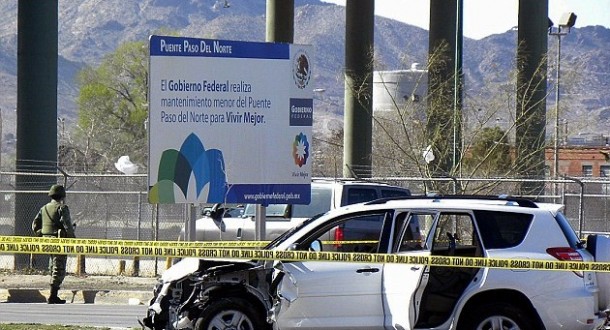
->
(382, 211), (434, 329)
(383, 211), (483, 329)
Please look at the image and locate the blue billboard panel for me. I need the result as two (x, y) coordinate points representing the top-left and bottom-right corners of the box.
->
(148, 36), (313, 205)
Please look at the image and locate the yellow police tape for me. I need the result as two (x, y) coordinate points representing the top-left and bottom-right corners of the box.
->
(2, 235), (610, 272)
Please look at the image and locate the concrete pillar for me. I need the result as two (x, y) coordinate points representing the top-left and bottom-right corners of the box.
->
(427, 0), (460, 180)
(343, 0), (374, 178)
(266, 0), (294, 43)
(516, 0), (548, 195)
(15, 0), (58, 269)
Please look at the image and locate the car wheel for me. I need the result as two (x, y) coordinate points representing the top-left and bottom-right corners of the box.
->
(194, 297), (266, 330)
(459, 302), (535, 330)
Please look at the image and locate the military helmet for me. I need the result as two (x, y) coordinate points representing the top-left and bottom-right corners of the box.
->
(48, 184), (66, 198)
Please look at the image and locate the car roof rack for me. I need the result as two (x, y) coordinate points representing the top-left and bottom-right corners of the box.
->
(365, 194), (539, 208)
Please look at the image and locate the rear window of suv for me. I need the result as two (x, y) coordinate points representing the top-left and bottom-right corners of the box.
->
(292, 185), (333, 218)
(554, 211), (582, 248)
(381, 189), (411, 198)
(346, 188), (378, 204)
(474, 210), (533, 249)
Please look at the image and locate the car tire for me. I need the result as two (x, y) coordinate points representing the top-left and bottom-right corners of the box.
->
(458, 302), (536, 330)
(194, 297), (267, 330)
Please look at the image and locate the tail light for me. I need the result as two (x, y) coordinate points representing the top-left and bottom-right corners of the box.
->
(547, 247), (584, 277)
(334, 226), (344, 248)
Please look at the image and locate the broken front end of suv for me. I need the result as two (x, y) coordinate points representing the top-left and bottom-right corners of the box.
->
(140, 257), (282, 330)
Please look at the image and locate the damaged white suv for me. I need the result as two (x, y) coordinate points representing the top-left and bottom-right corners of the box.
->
(141, 195), (610, 330)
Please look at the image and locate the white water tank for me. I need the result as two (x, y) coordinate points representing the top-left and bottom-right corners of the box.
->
(373, 63), (428, 112)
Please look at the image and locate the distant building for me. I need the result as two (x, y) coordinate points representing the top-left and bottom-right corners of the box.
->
(546, 146), (610, 178)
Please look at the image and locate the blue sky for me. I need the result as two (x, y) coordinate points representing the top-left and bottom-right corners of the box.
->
(322, 0), (610, 40)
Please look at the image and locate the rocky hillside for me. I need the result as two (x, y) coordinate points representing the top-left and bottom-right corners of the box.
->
(0, 0), (608, 138)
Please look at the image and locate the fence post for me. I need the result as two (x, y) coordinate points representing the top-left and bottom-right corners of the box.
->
(132, 193), (142, 277)
(131, 256), (140, 277)
(118, 260), (126, 275)
(76, 254), (85, 275)
(562, 175), (584, 237)
(154, 204), (159, 276)
(137, 193), (142, 241)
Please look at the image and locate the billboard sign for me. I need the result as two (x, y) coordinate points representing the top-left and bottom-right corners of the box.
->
(148, 35), (313, 205)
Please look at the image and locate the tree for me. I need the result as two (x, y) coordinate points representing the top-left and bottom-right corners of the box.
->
(312, 129), (343, 177)
(340, 41), (586, 195)
(69, 41), (148, 172)
(369, 54), (525, 194)
(465, 126), (511, 177)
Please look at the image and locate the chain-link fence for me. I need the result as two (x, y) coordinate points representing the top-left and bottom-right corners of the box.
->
(0, 172), (187, 276)
(1, 172), (609, 277)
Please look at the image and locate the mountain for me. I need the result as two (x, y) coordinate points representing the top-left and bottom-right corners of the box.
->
(0, 0), (608, 141)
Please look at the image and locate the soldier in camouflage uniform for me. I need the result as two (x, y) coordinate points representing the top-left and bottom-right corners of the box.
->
(32, 184), (76, 304)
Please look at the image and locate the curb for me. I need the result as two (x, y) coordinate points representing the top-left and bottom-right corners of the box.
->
(0, 288), (151, 304)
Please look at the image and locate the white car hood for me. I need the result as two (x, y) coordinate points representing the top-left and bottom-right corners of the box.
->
(161, 258), (201, 282)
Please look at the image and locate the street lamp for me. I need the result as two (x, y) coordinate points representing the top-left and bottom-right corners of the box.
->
(549, 12), (577, 179)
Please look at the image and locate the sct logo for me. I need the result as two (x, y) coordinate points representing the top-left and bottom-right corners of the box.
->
(292, 133), (310, 167)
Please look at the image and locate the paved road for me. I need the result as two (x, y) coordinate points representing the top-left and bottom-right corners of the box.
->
(0, 303), (147, 328)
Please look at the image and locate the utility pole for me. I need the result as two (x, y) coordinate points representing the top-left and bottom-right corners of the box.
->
(548, 12), (577, 181)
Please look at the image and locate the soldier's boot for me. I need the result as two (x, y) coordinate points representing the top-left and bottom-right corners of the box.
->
(48, 285), (66, 304)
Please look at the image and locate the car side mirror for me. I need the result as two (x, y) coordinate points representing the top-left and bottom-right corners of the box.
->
(209, 203), (225, 221)
(309, 240), (322, 252)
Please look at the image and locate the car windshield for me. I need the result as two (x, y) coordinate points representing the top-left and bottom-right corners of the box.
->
(264, 214), (323, 249)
